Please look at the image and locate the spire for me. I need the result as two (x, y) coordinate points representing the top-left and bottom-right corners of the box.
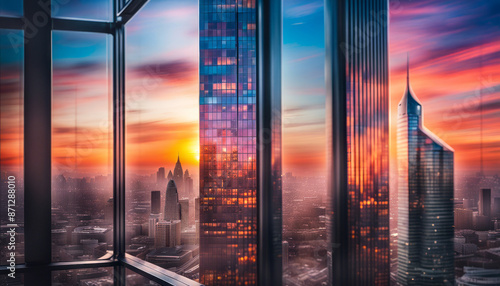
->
(406, 52), (410, 87)
(177, 152), (180, 163)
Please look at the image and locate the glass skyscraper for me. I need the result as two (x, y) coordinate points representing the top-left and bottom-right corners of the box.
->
(397, 60), (455, 285)
(325, 0), (390, 285)
(199, 1), (282, 285)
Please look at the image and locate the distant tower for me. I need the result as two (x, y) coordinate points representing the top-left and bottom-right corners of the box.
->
(397, 56), (455, 285)
(167, 170), (173, 181)
(151, 190), (161, 215)
(479, 188), (491, 217)
(173, 154), (183, 192)
(156, 167), (166, 186)
(184, 169), (194, 197)
(105, 198), (113, 225)
(179, 198), (189, 230)
(164, 180), (181, 221)
(154, 220), (181, 248)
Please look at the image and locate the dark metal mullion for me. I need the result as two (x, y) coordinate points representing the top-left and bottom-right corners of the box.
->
(52, 18), (114, 34)
(0, 16), (24, 29)
(23, 0), (52, 284)
(23, 0), (52, 267)
(113, 17), (126, 263)
(118, 0), (149, 24)
(257, 0), (282, 285)
(325, 0), (348, 284)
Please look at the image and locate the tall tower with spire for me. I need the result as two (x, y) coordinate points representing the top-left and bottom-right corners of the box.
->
(173, 154), (183, 194)
(397, 55), (455, 285)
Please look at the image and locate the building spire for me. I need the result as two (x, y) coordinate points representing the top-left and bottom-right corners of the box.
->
(407, 52), (410, 87)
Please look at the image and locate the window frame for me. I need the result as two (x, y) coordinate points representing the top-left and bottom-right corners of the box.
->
(0, 0), (202, 285)
(0, 0), (283, 285)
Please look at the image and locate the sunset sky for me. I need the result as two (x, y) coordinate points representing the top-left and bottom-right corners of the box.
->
(0, 0), (499, 179)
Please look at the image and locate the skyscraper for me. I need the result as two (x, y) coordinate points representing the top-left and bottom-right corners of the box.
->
(164, 180), (181, 221)
(179, 198), (189, 230)
(154, 220), (181, 248)
(151, 190), (161, 215)
(479, 188), (491, 217)
(199, 0), (282, 285)
(397, 58), (455, 285)
(156, 167), (166, 186)
(173, 155), (184, 193)
(325, 0), (390, 285)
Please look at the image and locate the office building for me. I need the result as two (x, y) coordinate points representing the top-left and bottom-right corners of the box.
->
(151, 190), (161, 215)
(199, 0), (282, 284)
(157, 167), (166, 186)
(179, 198), (189, 230)
(164, 180), (181, 221)
(325, 0), (390, 285)
(455, 208), (474, 230)
(493, 198), (500, 218)
(154, 220), (181, 248)
(479, 189), (491, 217)
(396, 59), (455, 285)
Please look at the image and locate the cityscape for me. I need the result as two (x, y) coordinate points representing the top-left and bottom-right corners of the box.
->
(0, 0), (500, 285)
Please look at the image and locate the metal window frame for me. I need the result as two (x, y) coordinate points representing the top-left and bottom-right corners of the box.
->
(1, 0), (283, 284)
(0, 0), (202, 285)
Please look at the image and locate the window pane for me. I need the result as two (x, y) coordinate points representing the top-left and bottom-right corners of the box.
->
(52, 31), (113, 262)
(0, 29), (24, 266)
(0, 0), (22, 17)
(52, 0), (111, 22)
(125, 0), (199, 281)
(282, 1), (328, 284)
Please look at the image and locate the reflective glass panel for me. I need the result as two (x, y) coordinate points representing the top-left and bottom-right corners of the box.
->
(125, 0), (199, 282)
(282, 1), (327, 284)
(0, 29), (24, 266)
(52, 0), (111, 22)
(52, 31), (113, 262)
(0, 1), (22, 17)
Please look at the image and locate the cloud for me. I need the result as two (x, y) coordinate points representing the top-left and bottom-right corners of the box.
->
(285, 1), (322, 18)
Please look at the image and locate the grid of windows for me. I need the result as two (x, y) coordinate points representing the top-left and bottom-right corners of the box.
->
(199, 0), (258, 285)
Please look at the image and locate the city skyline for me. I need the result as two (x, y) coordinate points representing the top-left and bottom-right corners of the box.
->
(2, 1), (499, 179)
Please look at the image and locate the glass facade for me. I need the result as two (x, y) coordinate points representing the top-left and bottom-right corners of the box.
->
(397, 68), (455, 285)
(199, 0), (258, 284)
(326, 0), (390, 285)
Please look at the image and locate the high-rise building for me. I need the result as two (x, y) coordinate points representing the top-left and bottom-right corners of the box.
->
(455, 208), (474, 230)
(164, 180), (181, 221)
(325, 0), (390, 285)
(493, 198), (500, 218)
(156, 167), (166, 186)
(148, 214), (161, 238)
(151, 190), (161, 215)
(397, 59), (455, 285)
(173, 155), (183, 193)
(184, 169), (194, 197)
(479, 188), (491, 217)
(199, 0), (282, 285)
(179, 198), (189, 230)
(105, 198), (113, 225)
(167, 170), (173, 181)
(154, 220), (181, 248)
